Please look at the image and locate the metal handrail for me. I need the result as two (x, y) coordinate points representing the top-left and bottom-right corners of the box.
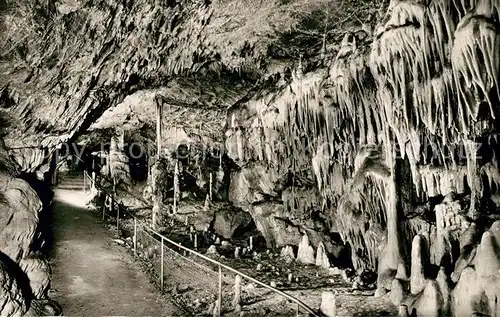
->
(75, 156), (320, 316)
(147, 228), (319, 316)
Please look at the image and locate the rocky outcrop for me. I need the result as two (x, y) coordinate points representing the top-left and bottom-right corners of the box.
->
(0, 177), (42, 262)
(213, 207), (253, 239)
(0, 255), (28, 316)
(18, 253), (51, 299)
(0, 139), (56, 314)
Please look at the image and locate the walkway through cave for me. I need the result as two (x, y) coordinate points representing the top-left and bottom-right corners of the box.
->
(48, 188), (183, 316)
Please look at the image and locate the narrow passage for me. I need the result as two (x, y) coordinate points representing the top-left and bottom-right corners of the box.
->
(49, 189), (183, 316)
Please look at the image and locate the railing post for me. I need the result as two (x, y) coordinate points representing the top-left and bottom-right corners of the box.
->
(83, 171), (87, 192)
(218, 265), (222, 317)
(160, 236), (164, 292)
(296, 303), (299, 316)
(134, 218), (137, 256)
(116, 201), (120, 232)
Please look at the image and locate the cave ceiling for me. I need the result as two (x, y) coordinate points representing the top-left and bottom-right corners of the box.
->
(0, 0), (378, 149)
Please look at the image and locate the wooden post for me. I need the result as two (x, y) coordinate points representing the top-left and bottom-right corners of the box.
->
(134, 218), (137, 256)
(156, 97), (163, 159)
(194, 233), (198, 250)
(209, 172), (213, 201)
(116, 200), (120, 232)
(173, 160), (179, 213)
(161, 236), (164, 292)
(218, 265), (222, 317)
(83, 171), (87, 192)
(296, 303), (300, 316)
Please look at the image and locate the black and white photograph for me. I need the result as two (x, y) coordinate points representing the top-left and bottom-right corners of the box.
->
(0, 0), (499, 315)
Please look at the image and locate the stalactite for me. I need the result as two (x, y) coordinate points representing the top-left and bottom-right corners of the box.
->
(451, 2), (500, 133)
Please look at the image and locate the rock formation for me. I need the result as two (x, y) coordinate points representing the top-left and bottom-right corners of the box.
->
(296, 234), (316, 265)
(0, 255), (28, 316)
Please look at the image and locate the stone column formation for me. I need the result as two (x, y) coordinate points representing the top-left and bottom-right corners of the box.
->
(109, 131), (131, 185)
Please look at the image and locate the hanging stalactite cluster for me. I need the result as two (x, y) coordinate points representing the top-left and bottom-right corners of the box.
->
(227, 0), (500, 275)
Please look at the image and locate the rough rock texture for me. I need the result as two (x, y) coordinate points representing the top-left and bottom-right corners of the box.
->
(108, 132), (131, 185)
(18, 253), (51, 299)
(0, 177), (42, 262)
(280, 246), (296, 264)
(213, 207), (253, 239)
(1, 0), (499, 316)
(0, 255), (28, 316)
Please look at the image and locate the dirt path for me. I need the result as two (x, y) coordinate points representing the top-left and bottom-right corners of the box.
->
(49, 189), (184, 316)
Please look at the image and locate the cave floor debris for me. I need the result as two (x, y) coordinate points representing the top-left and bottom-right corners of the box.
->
(48, 189), (183, 316)
(116, 208), (399, 316)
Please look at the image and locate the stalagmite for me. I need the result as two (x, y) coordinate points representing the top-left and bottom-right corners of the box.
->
(204, 194), (210, 211)
(315, 242), (331, 269)
(390, 279), (405, 305)
(410, 235), (427, 295)
(232, 275), (242, 308)
(280, 246), (295, 263)
(414, 281), (441, 317)
(398, 305), (409, 317)
(296, 234), (315, 265)
(475, 221), (500, 316)
(436, 267), (451, 314)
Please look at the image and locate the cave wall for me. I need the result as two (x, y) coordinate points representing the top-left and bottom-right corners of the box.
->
(226, 0), (500, 314)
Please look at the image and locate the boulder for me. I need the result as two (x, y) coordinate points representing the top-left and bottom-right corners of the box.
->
(296, 235), (315, 265)
(320, 291), (336, 317)
(19, 253), (51, 299)
(249, 203), (302, 248)
(0, 255), (28, 316)
(26, 299), (62, 316)
(206, 245), (219, 256)
(0, 178), (42, 262)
